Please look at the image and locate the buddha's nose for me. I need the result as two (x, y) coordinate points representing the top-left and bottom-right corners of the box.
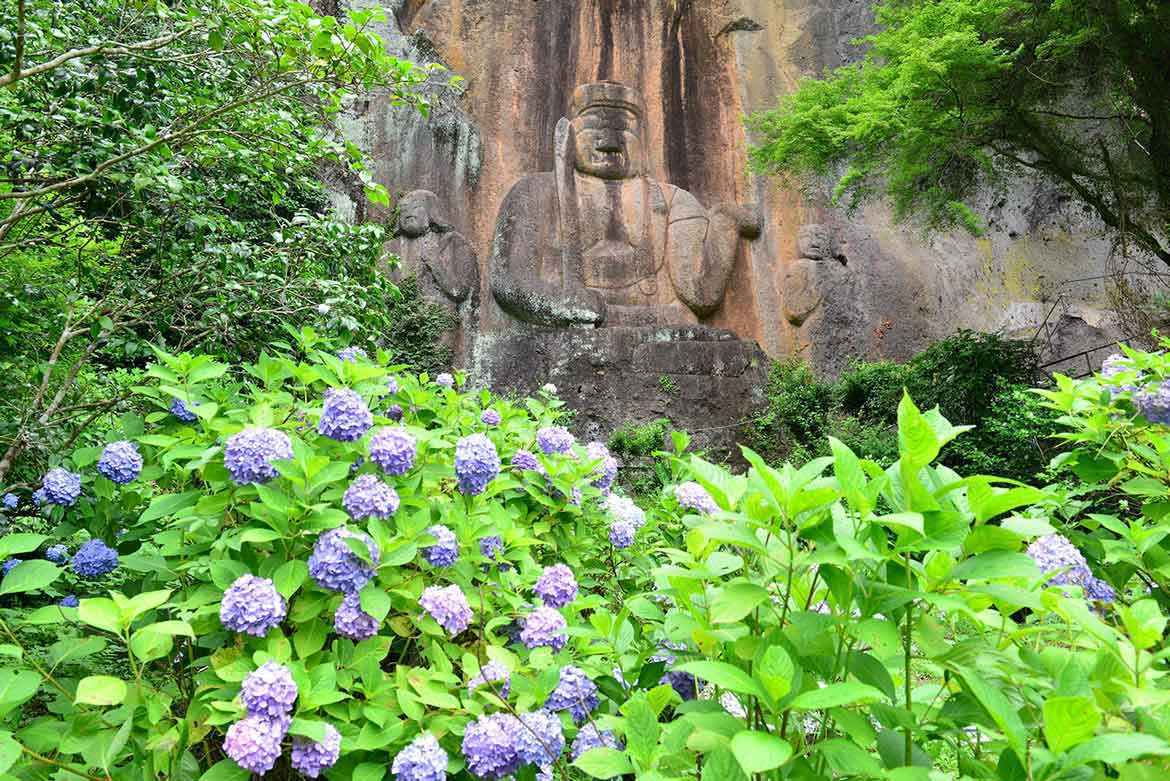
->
(596, 133), (624, 153)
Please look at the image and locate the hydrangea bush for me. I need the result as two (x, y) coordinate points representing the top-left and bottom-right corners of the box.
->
(0, 339), (1167, 780)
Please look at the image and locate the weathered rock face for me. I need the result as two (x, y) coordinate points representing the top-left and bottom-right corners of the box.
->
(332, 0), (1127, 381)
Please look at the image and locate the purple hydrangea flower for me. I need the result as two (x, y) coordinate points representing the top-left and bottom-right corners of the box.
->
(1136, 381), (1170, 425)
(97, 441), (143, 485)
(479, 535), (503, 561)
(1, 559), (19, 577)
(59, 594), (79, 608)
(45, 544), (68, 564)
(585, 442), (618, 493)
(31, 488), (46, 507)
(661, 669), (699, 701)
(674, 481), (718, 514)
(520, 606), (567, 652)
(570, 723), (622, 764)
(334, 592), (380, 640)
(369, 426), (417, 475)
(422, 525), (459, 567)
(467, 660), (511, 698)
(1026, 534), (1092, 588)
(392, 732), (448, 781)
(338, 346), (368, 363)
(419, 584), (472, 636)
(42, 468), (82, 506)
(436, 373), (456, 389)
(224, 715), (287, 775)
(309, 527), (380, 593)
(545, 665), (599, 724)
(1086, 576), (1116, 602)
(224, 428), (293, 485)
(319, 388), (374, 442)
(220, 574), (287, 637)
(511, 449), (544, 474)
(384, 376), (400, 395)
(480, 408), (501, 426)
(170, 397), (199, 423)
(461, 713), (522, 779)
(71, 539), (118, 578)
(241, 661), (298, 718)
(534, 564), (578, 608)
(2, 493), (16, 510)
(605, 495), (646, 529)
(291, 723), (342, 778)
(516, 709), (565, 767)
(537, 426), (575, 455)
(387, 404), (404, 422)
(608, 521), (635, 549)
(455, 434), (501, 496)
(343, 474), (400, 520)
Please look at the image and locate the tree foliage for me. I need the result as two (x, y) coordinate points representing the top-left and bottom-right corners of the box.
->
(748, 0), (1170, 264)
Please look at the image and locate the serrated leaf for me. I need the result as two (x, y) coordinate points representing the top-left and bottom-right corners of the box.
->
(730, 730), (793, 773)
(1043, 695), (1100, 753)
(0, 560), (60, 595)
(674, 661), (764, 698)
(75, 675), (127, 706)
(573, 747), (632, 778)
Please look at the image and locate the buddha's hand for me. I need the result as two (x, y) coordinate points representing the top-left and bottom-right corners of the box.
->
(714, 203), (764, 239)
(560, 286), (607, 325)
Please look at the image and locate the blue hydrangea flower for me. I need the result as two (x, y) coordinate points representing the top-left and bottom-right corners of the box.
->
(674, 481), (718, 514)
(537, 426), (575, 455)
(31, 488), (45, 507)
(419, 584), (472, 636)
(1, 559), (20, 577)
(59, 594), (79, 608)
(71, 539), (118, 578)
(343, 474), (400, 520)
(455, 434), (501, 496)
(516, 709), (565, 767)
(479, 535), (503, 561)
(1026, 534), (1092, 588)
(224, 715), (287, 775)
(45, 544), (68, 564)
(520, 606), (567, 652)
(391, 732), (448, 781)
(511, 449), (545, 474)
(604, 495), (646, 529)
(467, 660), (511, 698)
(608, 521), (635, 549)
(570, 723), (622, 765)
(422, 525), (459, 567)
(461, 713), (522, 779)
(224, 428), (293, 485)
(652, 641), (699, 701)
(319, 388), (374, 442)
(534, 564), (578, 608)
(481, 408), (501, 426)
(309, 527), (380, 593)
(369, 426), (417, 475)
(387, 404), (404, 422)
(2, 493), (16, 510)
(436, 373), (456, 389)
(170, 397), (199, 423)
(1086, 576), (1116, 602)
(586, 441), (618, 493)
(291, 723), (342, 778)
(42, 468), (81, 506)
(220, 574), (287, 637)
(545, 665), (599, 724)
(338, 346), (368, 363)
(97, 441), (143, 485)
(241, 661), (298, 718)
(335, 592), (380, 640)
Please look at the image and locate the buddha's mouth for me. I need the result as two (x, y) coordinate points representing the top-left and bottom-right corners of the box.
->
(591, 150), (626, 167)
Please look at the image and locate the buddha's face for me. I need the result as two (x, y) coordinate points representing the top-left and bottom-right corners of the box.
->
(398, 193), (429, 237)
(572, 105), (644, 180)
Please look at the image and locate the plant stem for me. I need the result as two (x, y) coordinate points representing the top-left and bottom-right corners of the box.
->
(904, 552), (913, 766)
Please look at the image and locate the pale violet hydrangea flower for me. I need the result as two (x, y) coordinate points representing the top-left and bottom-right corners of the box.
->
(334, 592), (380, 640)
(511, 449), (544, 474)
(337, 346), (368, 363)
(570, 723), (622, 764)
(436, 372), (456, 388)
(240, 661), (298, 718)
(455, 433), (501, 496)
(534, 564), (578, 608)
(422, 524), (459, 567)
(2, 493), (16, 509)
(537, 426), (574, 455)
(319, 388), (374, 442)
(291, 723), (342, 778)
(479, 535), (503, 561)
(520, 606), (567, 652)
(71, 539), (118, 578)
(605, 494), (646, 529)
(170, 397), (199, 422)
(343, 474), (400, 520)
(45, 544), (68, 564)
(674, 481), (718, 514)
(309, 527), (379, 593)
(32, 488), (46, 507)
(545, 665), (599, 724)
(224, 428), (293, 485)
(387, 404), (404, 422)
(220, 574), (287, 637)
(516, 709), (565, 767)
(419, 584), (472, 636)
(1026, 533), (1115, 602)
(461, 713), (522, 779)
(467, 660), (511, 698)
(585, 441), (618, 493)
(392, 732), (448, 781)
(42, 468), (81, 506)
(97, 441), (142, 485)
(481, 408), (501, 426)
(224, 715), (287, 775)
(369, 426), (417, 475)
(608, 521), (635, 549)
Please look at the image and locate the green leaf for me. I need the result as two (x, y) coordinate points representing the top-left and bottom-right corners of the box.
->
(674, 661), (764, 698)
(0, 730), (22, 775)
(621, 693), (660, 767)
(951, 551), (1039, 583)
(75, 675), (127, 706)
(1043, 695), (1100, 753)
(897, 392), (940, 468)
(573, 748), (632, 778)
(352, 763), (385, 781)
(956, 667), (1027, 757)
(273, 560), (309, 599)
(710, 582), (770, 624)
(0, 669), (41, 716)
(790, 682), (886, 709)
(702, 747), (749, 781)
(139, 491), (200, 523)
(289, 719), (328, 742)
(0, 534), (47, 558)
(816, 737), (884, 776)
(1120, 599), (1167, 650)
(755, 645), (794, 702)
(359, 584), (392, 622)
(0, 560), (60, 594)
(78, 598), (123, 634)
(1067, 733), (1170, 765)
(730, 730), (793, 773)
(199, 759), (250, 781)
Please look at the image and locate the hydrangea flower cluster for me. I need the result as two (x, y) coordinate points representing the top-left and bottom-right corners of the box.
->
(309, 527), (380, 593)
(1, 560), (19, 577)
(369, 426), (417, 475)
(337, 346), (368, 363)
(675, 481), (718, 514)
(223, 715), (287, 775)
(454, 433), (501, 496)
(545, 665), (599, 723)
(480, 408), (501, 426)
(467, 660), (511, 697)
(536, 426), (574, 455)
(605, 495), (646, 529)
(519, 605), (568, 652)
(387, 404), (404, 422)
(224, 661), (313, 774)
(224, 428), (293, 485)
(291, 724), (342, 778)
(436, 372), (456, 388)
(97, 441), (143, 485)
(240, 661), (298, 718)
(479, 535), (503, 561)
(608, 521), (635, 549)
(1026, 533), (1114, 601)
(31, 488), (45, 507)
(422, 525), (459, 567)
(534, 564), (578, 608)
(42, 468), (82, 506)
(570, 723), (622, 762)
(318, 388), (374, 442)
(419, 584), (472, 636)
(71, 539), (118, 578)
(170, 397), (199, 422)
(220, 574), (287, 637)
(45, 544), (68, 564)
(59, 594), (79, 608)
(391, 732), (448, 781)
(653, 641), (699, 700)
(343, 474), (400, 520)
(461, 713), (522, 778)
(334, 592), (380, 640)
(2, 493), (15, 510)
(585, 441), (618, 493)
(511, 449), (544, 474)
(516, 709), (565, 768)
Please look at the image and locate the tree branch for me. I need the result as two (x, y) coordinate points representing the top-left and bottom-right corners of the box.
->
(0, 27), (193, 89)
